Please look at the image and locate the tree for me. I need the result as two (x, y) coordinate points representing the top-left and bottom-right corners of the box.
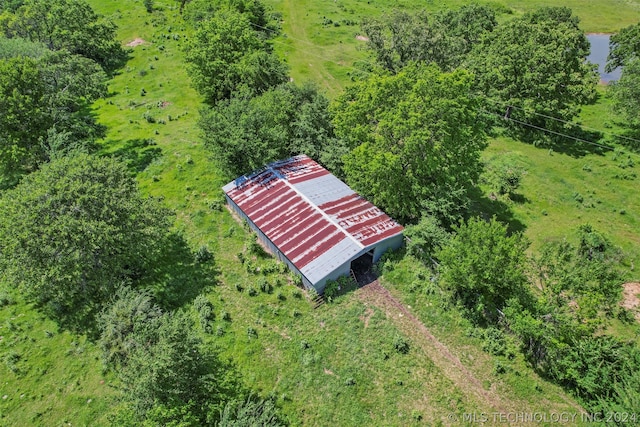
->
(606, 22), (640, 72)
(437, 216), (530, 324)
(183, 0), (270, 31)
(466, 7), (598, 143)
(404, 214), (450, 263)
(0, 0), (125, 72)
(0, 35), (47, 58)
(361, 4), (496, 73)
(116, 309), (231, 424)
(200, 82), (339, 177)
(0, 51), (106, 187)
(609, 59), (640, 134)
(332, 62), (489, 224)
(98, 287), (163, 370)
(0, 153), (172, 330)
(184, 8), (287, 105)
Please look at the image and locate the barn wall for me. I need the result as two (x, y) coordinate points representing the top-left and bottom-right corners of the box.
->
(226, 195), (314, 290)
(312, 261), (352, 294)
(372, 234), (405, 263)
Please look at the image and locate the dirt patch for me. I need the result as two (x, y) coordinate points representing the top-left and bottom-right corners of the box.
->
(126, 38), (147, 47)
(622, 282), (640, 321)
(356, 35), (369, 42)
(357, 281), (508, 414)
(160, 101), (172, 108)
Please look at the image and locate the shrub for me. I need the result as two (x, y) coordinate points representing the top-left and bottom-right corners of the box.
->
(194, 245), (213, 263)
(247, 327), (258, 339)
(393, 335), (410, 354)
(323, 280), (339, 301)
(247, 287), (258, 297)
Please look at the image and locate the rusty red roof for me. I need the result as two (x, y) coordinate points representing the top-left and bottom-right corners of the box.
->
(222, 155), (404, 284)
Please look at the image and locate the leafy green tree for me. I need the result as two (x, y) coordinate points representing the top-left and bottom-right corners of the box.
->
(606, 22), (640, 72)
(184, 8), (287, 105)
(0, 0), (125, 71)
(0, 153), (172, 330)
(332, 63), (489, 224)
(404, 215), (450, 263)
(609, 59), (640, 133)
(183, 0), (270, 31)
(362, 4), (496, 73)
(200, 82), (339, 176)
(0, 35), (46, 58)
(0, 51), (106, 187)
(467, 7), (598, 142)
(117, 309), (231, 424)
(437, 217), (530, 324)
(98, 287), (163, 370)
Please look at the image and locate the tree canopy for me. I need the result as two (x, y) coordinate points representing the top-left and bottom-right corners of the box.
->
(101, 289), (233, 425)
(437, 217), (530, 324)
(184, 8), (287, 105)
(0, 0), (125, 72)
(332, 62), (489, 224)
(466, 7), (598, 142)
(200, 82), (339, 177)
(606, 23), (640, 134)
(0, 50), (106, 187)
(0, 153), (172, 330)
(607, 22), (640, 72)
(361, 4), (497, 73)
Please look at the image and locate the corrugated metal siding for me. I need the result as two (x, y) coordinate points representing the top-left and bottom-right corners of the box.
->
(222, 155), (404, 287)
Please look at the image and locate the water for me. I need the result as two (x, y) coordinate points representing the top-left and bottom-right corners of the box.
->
(587, 34), (621, 83)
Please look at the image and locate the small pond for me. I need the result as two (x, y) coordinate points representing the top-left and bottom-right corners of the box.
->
(587, 34), (621, 83)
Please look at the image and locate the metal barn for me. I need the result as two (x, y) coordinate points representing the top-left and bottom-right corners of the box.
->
(222, 155), (404, 294)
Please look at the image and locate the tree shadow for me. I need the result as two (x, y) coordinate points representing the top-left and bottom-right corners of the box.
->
(106, 138), (162, 173)
(506, 124), (610, 158)
(467, 186), (527, 235)
(144, 232), (220, 310)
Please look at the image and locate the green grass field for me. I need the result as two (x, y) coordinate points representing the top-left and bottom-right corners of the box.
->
(2, 0), (640, 425)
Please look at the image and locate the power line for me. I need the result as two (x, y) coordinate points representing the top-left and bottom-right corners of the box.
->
(250, 20), (631, 151)
(483, 98), (640, 147)
(479, 108), (615, 151)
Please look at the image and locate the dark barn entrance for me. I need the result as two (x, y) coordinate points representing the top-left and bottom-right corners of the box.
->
(350, 250), (377, 286)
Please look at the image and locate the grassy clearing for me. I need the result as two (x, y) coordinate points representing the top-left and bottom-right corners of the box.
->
(264, 0), (640, 96)
(481, 136), (640, 269)
(0, 294), (116, 426)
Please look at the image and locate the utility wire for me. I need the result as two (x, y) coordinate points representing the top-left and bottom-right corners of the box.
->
(250, 20), (632, 151)
(482, 98), (640, 147)
(479, 108), (615, 151)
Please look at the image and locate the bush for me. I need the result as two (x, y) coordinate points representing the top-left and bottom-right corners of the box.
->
(247, 327), (258, 339)
(194, 245), (213, 263)
(481, 327), (507, 356)
(393, 335), (410, 354)
(323, 280), (339, 301)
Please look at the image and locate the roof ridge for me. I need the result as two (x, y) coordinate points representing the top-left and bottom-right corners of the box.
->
(270, 163), (365, 250)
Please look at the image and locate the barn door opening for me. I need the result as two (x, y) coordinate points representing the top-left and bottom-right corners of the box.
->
(350, 250), (377, 286)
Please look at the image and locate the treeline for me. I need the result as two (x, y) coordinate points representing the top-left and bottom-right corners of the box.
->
(0, 1), (285, 425)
